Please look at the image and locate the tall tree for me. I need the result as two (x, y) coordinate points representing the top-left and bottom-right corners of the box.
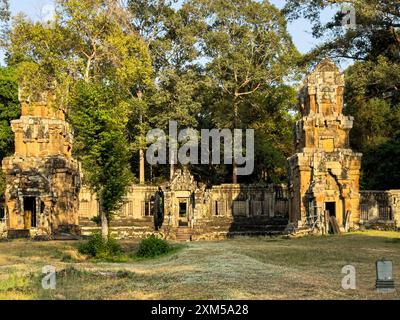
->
(7, 0), (152, 238)
(128, 0), (203, 181)
(0, 66), (19, 196)
(284, 0), (400, 63)
(188, 0), (300, 183)
(69, 81), (133, 230)
(0, 67), (19, 160)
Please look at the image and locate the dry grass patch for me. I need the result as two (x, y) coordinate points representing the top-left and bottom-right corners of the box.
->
(0, 230), (398, 300)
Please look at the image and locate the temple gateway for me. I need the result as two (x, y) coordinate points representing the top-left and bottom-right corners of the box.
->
(0, 60), (399, 240)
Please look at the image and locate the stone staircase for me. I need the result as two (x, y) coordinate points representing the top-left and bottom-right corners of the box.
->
(176, 227), (192, 242)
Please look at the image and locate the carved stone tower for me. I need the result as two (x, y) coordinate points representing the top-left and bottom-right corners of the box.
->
(2, 92), (81, 237)
(288, 59), (362, 230)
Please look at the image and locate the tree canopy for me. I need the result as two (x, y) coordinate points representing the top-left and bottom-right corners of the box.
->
(5, 0), (153, 238)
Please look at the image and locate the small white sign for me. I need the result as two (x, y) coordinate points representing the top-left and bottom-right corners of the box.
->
(377, 260), (393, 281)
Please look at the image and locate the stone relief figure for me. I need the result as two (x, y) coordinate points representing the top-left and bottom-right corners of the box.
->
(154, 187), (164, 231)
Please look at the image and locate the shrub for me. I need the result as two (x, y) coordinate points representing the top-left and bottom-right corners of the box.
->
(78, 233), (123, 260)
(136, 235), (172, 258)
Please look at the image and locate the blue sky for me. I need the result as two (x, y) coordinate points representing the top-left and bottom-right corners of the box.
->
(1, 0), (341, 66)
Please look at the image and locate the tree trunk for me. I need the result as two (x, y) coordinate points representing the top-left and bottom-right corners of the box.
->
(232, 96), (238, 184)
(99, 201), (108, 240)
(137, 89), (145, 184)
(170, 163), (174, 181)
(139, 149), (145, 184)
(232, 163), (238, 184)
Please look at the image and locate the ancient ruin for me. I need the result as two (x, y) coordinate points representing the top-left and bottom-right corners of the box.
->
(0, 60), (399, 240)
(288, 59), (363, 232)
(1, 92), (81, 238)
(80, 168), (288, 240)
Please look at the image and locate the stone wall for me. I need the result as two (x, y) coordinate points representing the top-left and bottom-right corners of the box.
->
(0, 220), (6, 238)
(78, 171), (289, 240)
(360, 190), (400, 229)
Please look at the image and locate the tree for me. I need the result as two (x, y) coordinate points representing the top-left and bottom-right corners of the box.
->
(7, 0), (152, 238)
(361, 134), (400, 190)
(283, 0), (400, 63)
(0, 66), (19, 196)
(188, 0), (300, 183)
(69, 81), (133, 231)
(249, 85), (298, 184)
(345, 57), (400, 152)
(0, 67), (19, 160)
(128, 0), (204, 181)
(344, 57), (400, 189)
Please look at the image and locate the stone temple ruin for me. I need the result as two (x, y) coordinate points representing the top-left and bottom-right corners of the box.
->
(288, 59), (363, 232)
(1, 92), (80, 238)
(79, 168), (288, 240)
(0, 60), (399, 239)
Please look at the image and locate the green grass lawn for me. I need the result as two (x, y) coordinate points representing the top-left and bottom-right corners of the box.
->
(0, 230), (399, 300)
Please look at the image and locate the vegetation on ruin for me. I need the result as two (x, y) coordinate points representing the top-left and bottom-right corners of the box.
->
(0, 230), (399, 299)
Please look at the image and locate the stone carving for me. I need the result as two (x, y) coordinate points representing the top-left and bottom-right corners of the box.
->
(169, 167), (197, 192)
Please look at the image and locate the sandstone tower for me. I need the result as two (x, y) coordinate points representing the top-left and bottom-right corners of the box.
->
(288, 59), (362, 231)
(2, 92), (81, 238)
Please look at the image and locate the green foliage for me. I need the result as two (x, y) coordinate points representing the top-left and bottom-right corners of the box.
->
(7, 0), (152, 227)
(283, 1), (400, 64)
(136, 235), (173, 258)
(8, 0), (152, 105)
(0, 66), (19, 161)
(78, 233), (123, 260)
(127, 0), (300, 184)
(344, 58), (400, 189)
(69, 81), (133, 218)
(361, 134), (400, 190)
(190, 0), (300, 127)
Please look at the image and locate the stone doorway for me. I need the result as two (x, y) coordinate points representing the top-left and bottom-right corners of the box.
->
(178, 200), (189, 227)
(325, 202), (336, 218)
(23, 197), (37, 229)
